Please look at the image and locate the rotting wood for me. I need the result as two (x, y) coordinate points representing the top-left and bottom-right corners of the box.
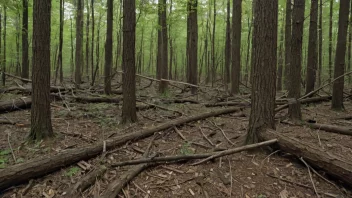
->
(0, 119), (15, 125)
(275, 96), (331, 112)
(66, 165), (107, 197)
(0, 107), (241, 191)
(259, 130), (352, 188)
(0, 98), (32, 114)
(73, 96), (120, 104)
(110, 139), (278, 167)
(204, 101), (250, 107)
(305, 123), (352, 136)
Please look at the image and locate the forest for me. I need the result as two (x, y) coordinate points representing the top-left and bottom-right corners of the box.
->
(0, 0), (352, 197)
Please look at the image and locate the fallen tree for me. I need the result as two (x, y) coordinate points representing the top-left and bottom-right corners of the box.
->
(275, 96), (331, 112)
(260, 130), (352, 187)
(0, 107), (242, 191)
(305, 123), (352, 136)
(204, 101), (250, 107)
(0, 98), (32, 114)
(73, 96), (120, 104)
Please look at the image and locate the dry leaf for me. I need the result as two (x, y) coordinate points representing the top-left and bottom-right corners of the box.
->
(279, 189), (289, 198)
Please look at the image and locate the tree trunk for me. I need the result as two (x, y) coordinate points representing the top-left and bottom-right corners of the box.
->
(277, 19), (284, 91)
(284, 0), (292, 89)
(211, 0), (216, 87)
(157, 0), (168, 93)
(168, 0), (173, 80)
(329, 0), (333, 82)
(305, 0), (318, 95)
(121, 0), (137, 123)
(224, 0), (231, 88)
(75, 0), (84, 86)
(2, 7), (6, 86)
(104, 0), (113, 95)
(91, 15), (102, 86)
(70, 17), (74, 79)
(231, 0), (242, 95)
(332, 0), (350, 110)
(91, 0), (95, 83)
(85, 0), (90, 81)
(58, 0), (64, 83)
(187, 0), (198, 94)
(246, 0), (278, 144)
(288, 0), (305, 120)
(29, 0), (54, 140)
(318, 0), (323, 86)
(244, 16), (252, 86)
(347, 0), (352, 85)
(21, 0), (29, 80)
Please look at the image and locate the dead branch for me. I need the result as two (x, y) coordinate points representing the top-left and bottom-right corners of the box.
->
(275, 96), (331, 113)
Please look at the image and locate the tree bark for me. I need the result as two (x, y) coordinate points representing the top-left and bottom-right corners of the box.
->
(21, 0), (29, 80)
(231, 0), (242, 95)
(288, 0), (305, 120)
(121, 0), (137, 123)
(284, 0), (292, 89)
(348, 0), (352, 85)
(85, 0), (90, 80)
(104, 0), (113, 95)
(224, 0), (231, 88)
(58, 0), (64, 83)
(75, 0), (84, 86)
(0, 98), (32, 114)
(329, 0), (334, 83)
(187, 0), (198, 94)
(0, 107), (241, 191)
(332, 0), (350, 110)
(29, 0), (54, 140)
(157, 0), (168, 93)
(318, 0), (323, 86)
(246, 0), (278, 144)
(305, 0), (318, 95)
(277, 19), (284, 91)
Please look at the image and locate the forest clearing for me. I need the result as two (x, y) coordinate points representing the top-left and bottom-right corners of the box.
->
(0, 0), (352, 197)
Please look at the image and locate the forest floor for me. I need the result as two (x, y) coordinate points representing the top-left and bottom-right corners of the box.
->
(0, 77), (351, 198)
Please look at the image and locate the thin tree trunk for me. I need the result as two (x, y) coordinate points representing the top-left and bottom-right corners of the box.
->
(244, 16), (252, 86)
(231, 0), (242, 94)
(21, 0), (29, 80)
(332, 0), (350, 110)
(211, 0), (216, 87)
(284, 0), (292, 89)
(224, 0), (231, 90)
(288, 0), (305, 120)
(157, 0), (168, 93)
(91, 0), (95, 83)
(305, 0), (318, 95)
(187, 0), (198, 94)
(58, 0), (64, 83)
(75, 0), (84, 86)
(318, 0), (323, 86)
(104, 0), (113, 94)
(70, 17), (74, 79)
(85, 0), (90, 81)
(2, 7), (6, 86)
(92, 14), (102, 86)
(347, 0), (352, 85)
(277, 19), (284, 91)
(168, 0), (173, 80)
(329, 0), (333, 82)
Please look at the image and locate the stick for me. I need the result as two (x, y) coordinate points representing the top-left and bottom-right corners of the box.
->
(207, 120), (235, 146)
(191, 139), (278, 166)
(199, 126), (215, 146)
(300, 157), (320, 198)
(111, 139), (278, 167)
(7, 132), (16, 163)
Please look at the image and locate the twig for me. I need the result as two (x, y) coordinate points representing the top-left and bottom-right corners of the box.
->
(228, 159), (233, 197)
(199, 126), (215, 146)
(173, 126), (186, 140)
(207, 120), (235, 146)
(7, 132), (16, 162)
(300, 157), (320, 198)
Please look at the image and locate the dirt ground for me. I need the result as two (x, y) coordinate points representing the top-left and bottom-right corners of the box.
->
(0, 79), (351, 198)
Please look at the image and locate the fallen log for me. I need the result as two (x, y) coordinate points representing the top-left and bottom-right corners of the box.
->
(162, 98), (200, 104)
(0, 98), (32, 114)
(305, 123), (352, 136)
(260, 130), (352, 187)
(334, 115), (352, 120)
(275, 96), (331, 113)
(204, 101), (250, 107)
(0, 119), (15, 125)
(110, 139), (278, 167)
(73, 96), (120, 104)
(66, 166), (107, 197)
(0, 107), (241, 191)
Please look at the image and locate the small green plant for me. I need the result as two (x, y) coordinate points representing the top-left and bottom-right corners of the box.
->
(0, 149), (10, 169)
(65, 166), (80, 177)
(257, 194), (267, 198)
(161, 89), (171, 98)
(180, 142), (193, 155)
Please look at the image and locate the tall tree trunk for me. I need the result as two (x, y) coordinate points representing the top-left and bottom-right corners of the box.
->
(211, 0), (216, 87)
(305, 0), (318, 95)
(58, 0), (64, 83)
(15, 14), (20, 76)
(91, 0), (95, 83)
(224, 0), (231, 90)
(244, 16), (252, 86)
(347, 0), (352, 85)
(29, 0), (54, 140)
(288, 0), (305, 120)
(75, 0), (84, 86)
(231, 0), (242, 94)
(157, 0), (168, 93)
(246, 0), (278, 144)
(332, 0), (350, 110)
(85, 0), (90, 81)
(21, 0), (29, 80)
(2, 7), (6, 86)
(70, 17), (74, 79)
(121, 0), (137, 123)
(329, 0), (333, 82)
(168, 0), (173, 80)
(284, 0), (292, 89)
(104, 0), (113, 95)
(318, 0), (323, 86)
(92, 15), (102, 86)
(277, 19), (284, 91)
(148, 26), (154, 74)
(205, 3), (211, 84)
(187, 0), (198, 94)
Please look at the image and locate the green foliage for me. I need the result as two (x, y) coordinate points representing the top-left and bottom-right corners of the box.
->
(180, 142), (193, 155)
(257, 194), (267, 198)
(65, 166), (80, 177)
(0, 149), (10, 169)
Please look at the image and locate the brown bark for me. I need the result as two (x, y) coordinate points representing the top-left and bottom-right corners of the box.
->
(318, 0), (323, 86)
(332, 0), (350, 110)
(21, 0), (29, 80)
(284, 0), (292, 89)
(29, 0), (54, 140)
(85, 0), (90, 80)
(305, 0), (318, 95)
(348, 0), (352, 85)
(157, 0), (168, 93)
(91, 0), (95, 82)
(288, 0), (305, 120)
(224, 0), (231, 87)
(277, 20), (284, 91)
(329, 0), (333, 82)
(305, 123), (352, 136)
(0, 98), (32, 114)
(58, 0), (64, 83)
(231, 0), (242, 95)
(211, 0), (216, 87)
(0, 107), (241, 191)
(121, 0), (137, 123)
(187, 0), (198, 94)
(244, 16), (252, 86)
(104, 0), (113, 95)
(246, 0), (278, 144)
(260, 130), (352, 188)
(2, 7), (6, 86)
(75, 0), (84, 85)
